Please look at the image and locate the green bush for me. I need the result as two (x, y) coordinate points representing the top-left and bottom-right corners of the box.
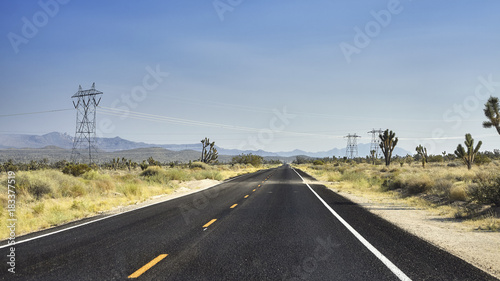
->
(469, 175), (500, 205)
(62, 164), (91, 177)
(313, 160), (325, 166)
(190, 161), (210, 170)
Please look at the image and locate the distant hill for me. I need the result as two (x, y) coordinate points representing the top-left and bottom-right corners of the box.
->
(0, 132), (412, 160)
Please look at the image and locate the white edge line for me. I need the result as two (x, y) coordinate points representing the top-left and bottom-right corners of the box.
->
(292, 167), (412, 281)
(0, 171), (256, 249)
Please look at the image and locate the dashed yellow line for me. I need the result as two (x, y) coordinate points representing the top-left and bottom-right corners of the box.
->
(203, 219), (217, 228)
(258, 184), (261, 187)
(128, 254), (168, 278)
(230, 204), (238, 208)
(244, 195), (249, 198)
(253, 189), (256, 192)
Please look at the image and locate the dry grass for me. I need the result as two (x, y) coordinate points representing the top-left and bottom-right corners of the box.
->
(0, 164), (274, 239)
(295, 161), (500, 231)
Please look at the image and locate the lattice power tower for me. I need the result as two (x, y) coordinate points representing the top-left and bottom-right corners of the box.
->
(344, 133), (361, 159)
(368, 129), (384, 158)
(70, 83), (103, 164)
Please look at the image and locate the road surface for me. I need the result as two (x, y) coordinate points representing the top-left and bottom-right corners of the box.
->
(1, 165), (497, 280)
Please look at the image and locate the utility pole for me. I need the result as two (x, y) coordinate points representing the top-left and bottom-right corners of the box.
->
(344, 133), (361, 159)
(71, 83), (103, 164)
(368, 128), (384, 158)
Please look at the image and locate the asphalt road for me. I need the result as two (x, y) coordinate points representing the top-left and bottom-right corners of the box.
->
(1, 165), (498, 280)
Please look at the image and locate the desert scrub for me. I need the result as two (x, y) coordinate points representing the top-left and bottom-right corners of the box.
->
(194, 170), (223, 181)
(468, 173), (500, 205)
(15, 170), (85, 200)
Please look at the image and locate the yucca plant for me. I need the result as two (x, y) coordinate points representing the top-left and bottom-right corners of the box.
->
(379, 129), (398, 166)
(454, 133), (482, 170)
(416, 145), (428, 168)
(483, 96), (500, 135)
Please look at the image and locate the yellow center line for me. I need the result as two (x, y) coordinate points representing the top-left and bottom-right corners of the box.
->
(230, 204), (238, 208)
(128, 254), (168, 279)
(253, 189), (256, 192)
(258, 184), (261, 187)
(244, 195), (249, 198)
(203, 219), (217, 228)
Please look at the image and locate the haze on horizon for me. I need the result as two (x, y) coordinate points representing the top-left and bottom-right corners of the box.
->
(1, 0), (499, 155)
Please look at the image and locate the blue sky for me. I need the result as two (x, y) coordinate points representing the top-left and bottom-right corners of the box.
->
(1, 0), (499, 154)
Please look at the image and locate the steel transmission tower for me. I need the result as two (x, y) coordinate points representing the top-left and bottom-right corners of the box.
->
(71, 83), (103, 164)
(368, 129), (384, 158)
(344, 133), (361, 159)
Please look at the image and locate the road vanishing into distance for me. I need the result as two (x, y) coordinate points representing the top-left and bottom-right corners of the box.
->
(1, 165), (498, 280)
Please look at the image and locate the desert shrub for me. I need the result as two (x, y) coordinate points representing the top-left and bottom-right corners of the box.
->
(17, 173), (54, 199)
(164, 169), (190, 181)
(32, 202), (45, 214)
(60, 181), (86, 197)
(382, 173), (434, 195)
(190, 161), (210, 170)
(326, 171), (342, 182)
(194, 170), (223, 181)
(469, 175), (500, 205)
(140, 167), (190, 184)
(140, 166), (164, 177)
(431, 179), (453, 197)
(118, 183), (141, 197)
(313, 160), (324, 166)
(94, 179), (115, 192)
(405, 174), (434, 195)
(82, 170), (110, 181)
(449, 184), (468, 201)
(62, 164), (91, 177)
(475, 154), (492, 166)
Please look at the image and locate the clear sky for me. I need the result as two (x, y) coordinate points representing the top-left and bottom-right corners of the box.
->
(1, 0), (499, 154)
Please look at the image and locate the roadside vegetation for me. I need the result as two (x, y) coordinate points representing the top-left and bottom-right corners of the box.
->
(294, 156), (500, 232)
(0, 156), (279, 240)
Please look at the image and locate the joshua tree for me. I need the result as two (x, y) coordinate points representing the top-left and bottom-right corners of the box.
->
(369, 150), (377, 165)
(483, 96), (500, 135)
(454, 133), (482, 170)
(416, 145), (428, 168)
(379, 129), (398, 166)
(200, 137), (218, 164)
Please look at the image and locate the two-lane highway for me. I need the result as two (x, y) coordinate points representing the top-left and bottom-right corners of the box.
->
(1, 165), (498, 280)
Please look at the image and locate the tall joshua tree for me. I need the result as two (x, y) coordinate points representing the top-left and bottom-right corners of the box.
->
(200, 137), (218, 164)
(454, 133), (482, 170)
(483, 96), (500, 135)
(415, 145), (428, 168)
(379, 129), (398, 167)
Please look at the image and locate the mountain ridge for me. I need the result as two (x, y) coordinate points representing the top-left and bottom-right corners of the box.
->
(0, 132), (411, 158)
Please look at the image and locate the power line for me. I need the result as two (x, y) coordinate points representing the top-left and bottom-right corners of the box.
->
(0, 108), (73, 117)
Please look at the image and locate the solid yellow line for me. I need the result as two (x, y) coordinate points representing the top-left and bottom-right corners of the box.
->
(203, 219), (217, 228)
(230, 204), (238, 208)
(244, 195), (249, 198)
(128, 254), (168, 278)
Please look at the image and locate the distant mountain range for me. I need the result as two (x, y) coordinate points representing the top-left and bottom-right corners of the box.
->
(0, 132), (411, 158)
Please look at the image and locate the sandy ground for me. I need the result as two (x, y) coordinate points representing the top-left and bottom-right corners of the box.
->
(306, 179), (500, 279)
